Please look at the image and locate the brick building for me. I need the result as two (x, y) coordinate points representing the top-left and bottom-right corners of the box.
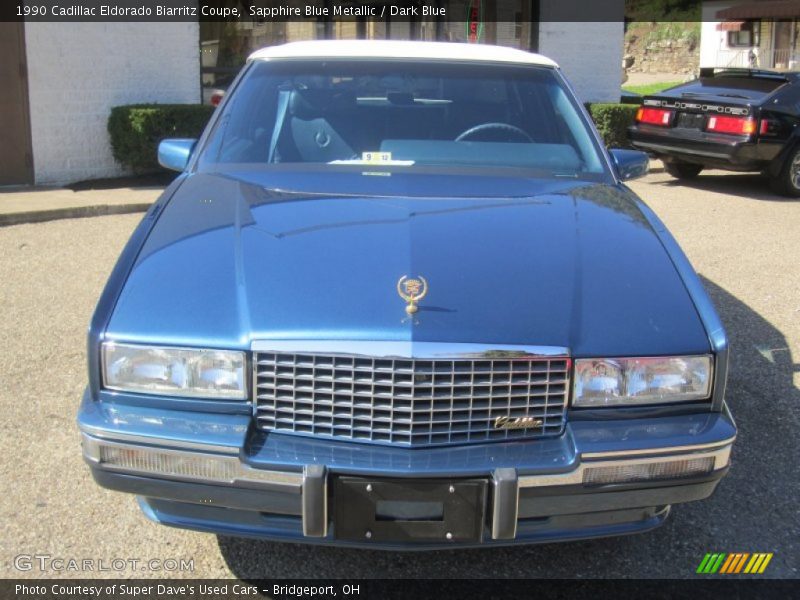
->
(0, 0), (623, 186)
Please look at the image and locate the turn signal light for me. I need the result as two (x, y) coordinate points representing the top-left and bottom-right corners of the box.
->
(706, 115), (756, 135)
(583, 456), (715, 485)
(81, 434), (303, 487)
(100, 445), (238, 482)
(636, 107), (674, 126)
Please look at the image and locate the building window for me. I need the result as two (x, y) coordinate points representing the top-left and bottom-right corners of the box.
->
(728, 22), (759, 47)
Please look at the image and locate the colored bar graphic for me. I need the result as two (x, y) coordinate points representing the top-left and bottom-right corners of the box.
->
(757, 554), (773, 574)
(699, 553), (773, 574)
(734, 553), (750, 573)
(711, 553), (726, 573)
(744, 554), (760, 574)
(699, 553), (726, 574)
(719, 553), (736, 573)
(696, 553), (714, 574)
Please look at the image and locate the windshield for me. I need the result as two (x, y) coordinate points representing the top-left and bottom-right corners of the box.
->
(197, 60), (607, 179)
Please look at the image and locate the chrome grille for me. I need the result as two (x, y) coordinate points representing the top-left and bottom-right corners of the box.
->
(254, 351), (569, 447)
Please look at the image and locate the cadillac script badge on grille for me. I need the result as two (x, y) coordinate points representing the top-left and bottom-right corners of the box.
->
(397, 275), (428, 315)
(494, 416), (544, 430)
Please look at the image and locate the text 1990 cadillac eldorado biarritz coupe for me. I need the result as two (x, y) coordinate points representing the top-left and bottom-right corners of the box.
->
(78, 40), (736, 548)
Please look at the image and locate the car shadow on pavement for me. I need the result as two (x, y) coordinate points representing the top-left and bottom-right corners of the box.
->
(653, 172), (798, 203)
(218, 276), (798, 578)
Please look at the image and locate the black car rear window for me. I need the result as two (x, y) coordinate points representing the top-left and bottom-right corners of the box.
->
(669, 74), (786, 100)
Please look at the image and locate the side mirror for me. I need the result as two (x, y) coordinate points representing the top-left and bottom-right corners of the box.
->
(158, 138), (197, 172)
(609, 148), (649, 181)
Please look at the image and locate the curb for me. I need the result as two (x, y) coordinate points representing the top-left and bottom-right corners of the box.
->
(0, 202), (151, 227)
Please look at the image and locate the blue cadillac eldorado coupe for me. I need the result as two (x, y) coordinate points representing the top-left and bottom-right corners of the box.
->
(78, 40), (736, 548)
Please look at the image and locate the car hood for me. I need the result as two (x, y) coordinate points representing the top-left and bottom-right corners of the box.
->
(107, 171), (710, 357)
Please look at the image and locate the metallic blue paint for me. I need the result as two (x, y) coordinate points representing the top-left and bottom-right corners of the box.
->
(78, 389), (251, 450)
(246, 413), (734, 477)
(632, 198), (730, 410)
(609, 148), (650, 181)
(79, 56), (736, 547)
(157, 139), (196, 172)
(86, 174), (187, 399)
(104, 171), (710, 360)
(78, 393), (735, 477)
(138, 496), (671, 549)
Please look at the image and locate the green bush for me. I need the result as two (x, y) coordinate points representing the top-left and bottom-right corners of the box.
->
(108, 104), (214, 172)
(586, 103), (640, 149)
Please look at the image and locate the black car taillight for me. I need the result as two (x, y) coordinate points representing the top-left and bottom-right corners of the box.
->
(705, 115), (756, 135)
(759, 118), (780, 136)
(636, 107), (674, 126)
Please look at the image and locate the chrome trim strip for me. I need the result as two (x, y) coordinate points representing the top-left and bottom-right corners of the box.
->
(250, 340), (569, 360)
(491, 468), (519, 540)
(518, 444), (732, 488)
(302, 465), (328, 537)
(723, 402), (736, 428)
(80, 433), (303, 491)
(711, 344), (729, 411)
(79, 425), (241, 456)
(580, 436), (736, 460)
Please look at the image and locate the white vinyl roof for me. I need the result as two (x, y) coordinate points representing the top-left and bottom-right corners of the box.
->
(249, 40), (558, 68)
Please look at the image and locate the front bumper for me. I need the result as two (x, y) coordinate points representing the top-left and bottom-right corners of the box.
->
(78, 392), (736, 549)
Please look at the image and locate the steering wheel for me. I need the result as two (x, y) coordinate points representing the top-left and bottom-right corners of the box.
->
(455, 122), (533, 143)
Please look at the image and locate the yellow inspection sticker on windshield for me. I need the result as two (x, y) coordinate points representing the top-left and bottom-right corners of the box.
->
(362, 152), (392, 163)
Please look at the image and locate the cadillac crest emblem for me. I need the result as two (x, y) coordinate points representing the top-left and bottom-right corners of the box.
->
(397, 275), (429, 315)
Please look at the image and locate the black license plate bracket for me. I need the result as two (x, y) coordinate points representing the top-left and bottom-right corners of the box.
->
(676, 112), (706, 130)
(333, 477), (488, 544)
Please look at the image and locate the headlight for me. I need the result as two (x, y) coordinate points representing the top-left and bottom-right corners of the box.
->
(102, 342), (246, 400)
(573, 356), (712, 407)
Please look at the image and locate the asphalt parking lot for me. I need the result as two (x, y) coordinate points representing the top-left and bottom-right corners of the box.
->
(0, 169), (797, 579)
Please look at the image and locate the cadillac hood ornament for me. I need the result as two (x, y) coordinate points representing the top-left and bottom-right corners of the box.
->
(397, 275), (429, 315)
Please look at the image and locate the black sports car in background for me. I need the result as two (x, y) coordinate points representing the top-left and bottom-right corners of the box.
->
(628, 68), (800, 196)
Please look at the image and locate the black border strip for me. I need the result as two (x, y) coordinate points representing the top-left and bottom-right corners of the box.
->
(4, 578), (799, 599)
(2, 0), (722, 23)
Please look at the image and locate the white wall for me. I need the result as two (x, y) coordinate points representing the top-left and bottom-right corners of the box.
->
(700, 1), (736, 67)
(537, 22), (624, 103)
(25, 22), (200, 185)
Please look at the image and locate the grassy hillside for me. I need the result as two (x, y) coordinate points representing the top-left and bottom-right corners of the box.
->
(625, 0), (701, 22)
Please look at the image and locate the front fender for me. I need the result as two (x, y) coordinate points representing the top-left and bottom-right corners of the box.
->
(86, 174), (188, 398)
